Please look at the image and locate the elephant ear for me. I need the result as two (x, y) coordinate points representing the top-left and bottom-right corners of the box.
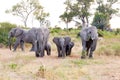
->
(64, 37), (71, 45)
(14, 28), (23, 37)
(69, 42), (74, 48)
(53, 37), (59, 46)
(87, 26), (98, 40)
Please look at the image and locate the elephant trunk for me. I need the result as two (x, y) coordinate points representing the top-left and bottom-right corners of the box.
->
(8, 36), (12, 50)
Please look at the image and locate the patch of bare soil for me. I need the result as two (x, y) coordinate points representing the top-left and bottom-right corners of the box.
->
(0, 48), (120, 80)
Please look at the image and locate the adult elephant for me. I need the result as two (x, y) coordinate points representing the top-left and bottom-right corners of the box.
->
(8, 27), (37, 51)
(53, 37), (74, 58)
(8, 27), (25, 51)
(34, 27), (50, 57)
(8, 27), (51, 56)
(80, 26), (98, 59)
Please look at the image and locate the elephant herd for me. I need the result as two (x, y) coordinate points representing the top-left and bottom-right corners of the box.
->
(8, 25), (98, 59)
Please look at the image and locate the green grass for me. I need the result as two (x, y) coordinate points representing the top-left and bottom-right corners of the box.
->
(8, 63), (18, 70)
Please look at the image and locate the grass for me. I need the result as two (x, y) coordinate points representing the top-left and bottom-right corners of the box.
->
(8, 63), (18, 70)
(0, 29), (120, 80)
(96, 37), (120, 56)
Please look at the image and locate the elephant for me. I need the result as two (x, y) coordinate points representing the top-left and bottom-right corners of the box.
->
(80, 26), (98, 59)
(53, 37), (74, 58)
(34, 27), (50, 57)
(44, 42), (51, 56)
(66, 42), (74, 56)
(8, 27), (36, 51)
(8, 27), (51, 56)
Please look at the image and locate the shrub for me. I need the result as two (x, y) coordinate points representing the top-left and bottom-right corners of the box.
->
(0, 22), (16, 46)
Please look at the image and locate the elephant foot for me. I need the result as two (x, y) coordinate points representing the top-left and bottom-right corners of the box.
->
(35, 52), (39, 57)
(89, 55), (93, 59)
(58, 55), (62, 57)
(30, 49), (35, 52)
(47, 52), (51, 56)
(39, 53), (44, 57)
(81, 56), (86, 59)
(12, 49), (16, 52)
(66, 53), (70, 56)
(58, 54), (62, 57)
(39, 55), (44, 57)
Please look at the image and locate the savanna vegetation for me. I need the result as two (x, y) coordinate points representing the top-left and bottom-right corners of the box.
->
(0, 0), (120, 80)
(0, 23), (120, 80)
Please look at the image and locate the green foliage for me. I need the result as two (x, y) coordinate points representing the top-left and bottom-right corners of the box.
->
(0, 22), (16, 46)
(50, 27), (62, 34)
(8, 63), (18, 70)
(34, 8), (49, 27)
(98, 29), (116, 38)
(93, 0), (119, 30)
(115, 28), (120, 35)
(36, 65), (46, 78)
(60, 0), (94, 28)
(92, 12), (109, 30)
(6, 0), (43, 27)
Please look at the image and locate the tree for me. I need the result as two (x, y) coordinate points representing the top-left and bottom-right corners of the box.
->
(92, 12), (109, 30)
(60, 0), (94, 28)
(6, 0), (42, 27)
(92, 0), (119, 30)
(33, 9), (49, 27)
(59, 0), (74, 30)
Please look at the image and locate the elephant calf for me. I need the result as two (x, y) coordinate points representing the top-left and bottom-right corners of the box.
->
(53, 37), (74, 58)
(44, 42), (51, 56)
(80, 26), (98, 59)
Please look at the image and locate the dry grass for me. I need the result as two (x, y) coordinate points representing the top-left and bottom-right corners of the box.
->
(0, 31), (120, 80)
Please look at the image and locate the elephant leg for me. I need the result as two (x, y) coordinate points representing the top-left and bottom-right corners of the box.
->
(61, 47), (66, 58)
(45, 46), (51, 56)
(35, 41), (40, 57)
(57, 47), (62, 57)
(13, 40), (20, 51)
(89, 40), (97, 58)
(39, 44), (45, 57)
(30, 43), (35, 51)
(66, 45), (69, 56)
(40, 48), (45, 57)
(35, 51), (40, 57)
(81, 41), (87, 59)
(86, 47), (89, 56)
(20, 40), (24, 51)
(68, 48), (72, 55)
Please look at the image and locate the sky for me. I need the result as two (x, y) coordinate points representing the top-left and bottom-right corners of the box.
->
(0, 0), (120, 29)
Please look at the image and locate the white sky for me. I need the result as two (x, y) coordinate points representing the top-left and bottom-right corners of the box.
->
(0, 0), (120, 29)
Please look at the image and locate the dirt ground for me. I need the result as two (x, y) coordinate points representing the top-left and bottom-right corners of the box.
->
(0, 48), (120, 80)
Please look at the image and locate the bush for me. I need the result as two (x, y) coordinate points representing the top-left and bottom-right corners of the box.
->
(0, 22), (16, 46)
(114, 28), (120, 35)
(98, 29), (116, 38)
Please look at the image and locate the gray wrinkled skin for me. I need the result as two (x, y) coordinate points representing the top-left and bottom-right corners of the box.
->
(8, 27), (50, 57)
(34, 27), (50, 57)
(53, 37), (74, 58)
(80, 26), (98, 59)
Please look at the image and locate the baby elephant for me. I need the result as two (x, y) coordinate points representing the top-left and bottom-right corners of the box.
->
(45, 42), (51, 56)
(53, 37), (74, 58)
